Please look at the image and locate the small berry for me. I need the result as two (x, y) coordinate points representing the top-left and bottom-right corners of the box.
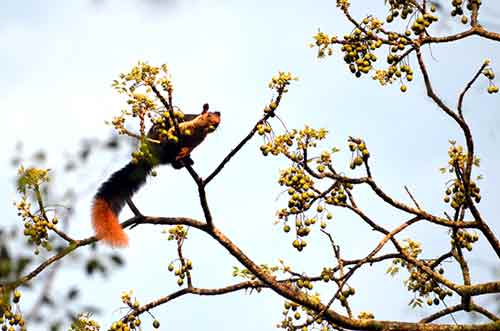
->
(487, 86), (499, 94)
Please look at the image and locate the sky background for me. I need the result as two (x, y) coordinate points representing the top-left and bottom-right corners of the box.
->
(1, 1), (499, 330)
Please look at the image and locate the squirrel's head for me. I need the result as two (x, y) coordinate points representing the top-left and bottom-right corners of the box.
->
(198, 103), (221, 133)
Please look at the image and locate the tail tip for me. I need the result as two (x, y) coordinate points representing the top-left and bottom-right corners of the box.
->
(92, 198), (129, 247)
(100, 232), (129, 247)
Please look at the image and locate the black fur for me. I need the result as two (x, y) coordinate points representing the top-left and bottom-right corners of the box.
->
(94, 113), (201, 217)
(94, 161), (152, 215)
(94, 137), (193, 216)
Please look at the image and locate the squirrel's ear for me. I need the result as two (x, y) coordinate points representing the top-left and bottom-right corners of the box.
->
(202, 103), (209, 114)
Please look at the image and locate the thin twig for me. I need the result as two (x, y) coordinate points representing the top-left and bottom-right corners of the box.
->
(322, 230), (353, 318)
(457, 62), (489, 119)
(420, 304), (463, 323)
(184, 164), (213, 228)
(313, 217), (421, 320)
(177, 237), (192, 288)
(204, 88), (285, 185)
(404, 185), (422, 210)
(126, 198), (143, 217)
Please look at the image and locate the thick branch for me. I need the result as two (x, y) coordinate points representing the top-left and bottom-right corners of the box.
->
(203, 224), (500, 331)
(421, 26), (500, 44)
(5, 212), (499, 331)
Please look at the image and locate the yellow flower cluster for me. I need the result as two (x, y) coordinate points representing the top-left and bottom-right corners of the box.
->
(110, 62), (175, 140)
(310, 31), (334, 58)
(16, 166), (49, 194)
(336, 0), (349, 10)
(16, 167), (57, 253)
(268, 71), (298, 92)
(166, 225), (188, 241)
(69, 314), (100, 331)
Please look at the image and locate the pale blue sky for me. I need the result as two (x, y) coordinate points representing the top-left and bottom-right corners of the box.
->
(1, 1), (499, 330)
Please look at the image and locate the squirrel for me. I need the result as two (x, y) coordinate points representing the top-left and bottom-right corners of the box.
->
(91, 103), (221, 247)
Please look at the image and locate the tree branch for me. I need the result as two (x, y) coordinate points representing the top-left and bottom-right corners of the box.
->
(471, 303), (500, 322)
(204, 88), (285, 185)
(420, 304), (464, 323)
(457, 61), (489, 120)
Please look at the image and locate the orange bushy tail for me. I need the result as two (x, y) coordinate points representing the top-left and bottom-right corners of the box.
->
(92, 161), (152, 247)
(91, 198), (128, 247)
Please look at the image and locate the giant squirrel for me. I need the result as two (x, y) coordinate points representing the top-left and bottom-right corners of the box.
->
(91, 104), (221, 246)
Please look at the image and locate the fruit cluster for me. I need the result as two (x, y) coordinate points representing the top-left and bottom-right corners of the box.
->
(483, 63), (499, 94)
(408, 13), (439, 35)
(277, 167), (318, 251)
(0, 290), (26, 331)
(279, 167), (316, 213)
(131, 141), (156, 165)
(16, 198), (54, 254)
(279, 295), (328, 331)
(126, 93), (157, 121)
(110, 62), (177, 153)
(320, 267), (334, 282)
(324, 185), (349, 206)
(110, 313), (161, 331)
(295, 277), (314, 290)
(447, 143), (467, 171)
(451, 0), (482, 24)
(259, 130), (293, 157)
(109, 317), (141, 331)
(150, 110), (186, 141)
(167, 259), (193, 287)
(16, 167), (56, 254)
(114, 292), (162, 331)
(260, 127), (328, 162)
(348, 139), (370, 170)
(443, 179), (481, 209)
(385, 0), (419, 21)
(390, 239), (454, 305)
(257, 122), (273, 136)
(263, 128), (354, 251)
(109, 315), (161, 331)
(404, 260), (453, 304)
(342, 31), (378, 78)
(338, 287), (356, 308)
(440, 141), (482, 208)
(451, 229), (479, 251)
(262, 72), (297, 117)
(165, 226), (192, 286)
